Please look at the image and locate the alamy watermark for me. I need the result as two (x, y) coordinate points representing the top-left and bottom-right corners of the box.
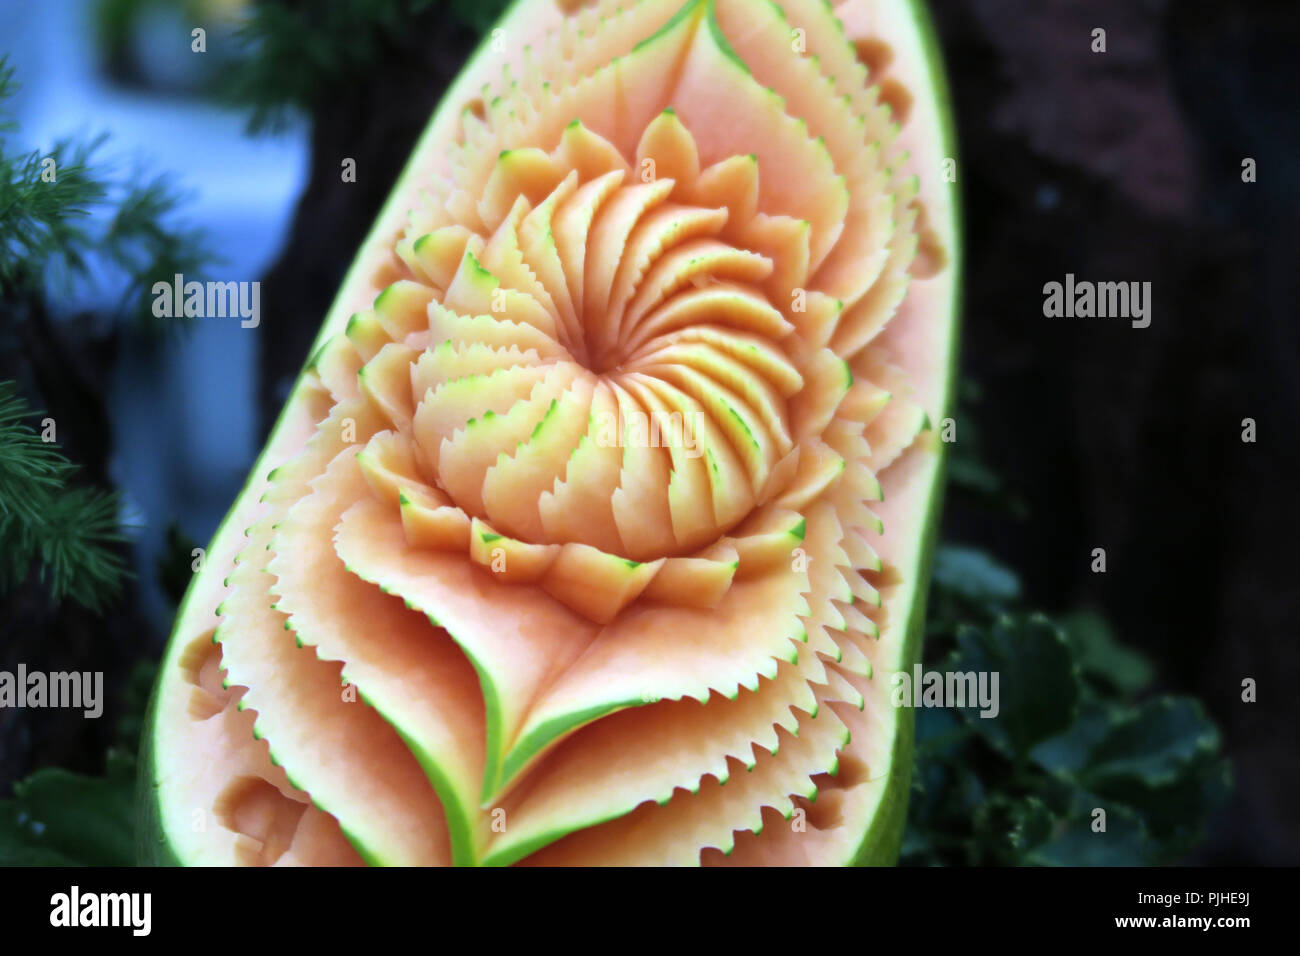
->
(151, 273), (260, 328)
(1042, 273), (1151, 328)
(0, 664), (103, 718)
(593, 408), (703, 458)
(50, 886), (150, 936)
(890, 664), (1000, 718)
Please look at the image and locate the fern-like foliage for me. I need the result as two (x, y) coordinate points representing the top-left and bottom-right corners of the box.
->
(0, 382), (129, 610)
(0, 57), (212, 334)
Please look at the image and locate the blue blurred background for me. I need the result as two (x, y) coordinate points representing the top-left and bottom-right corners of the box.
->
(2, 0), (308, 631)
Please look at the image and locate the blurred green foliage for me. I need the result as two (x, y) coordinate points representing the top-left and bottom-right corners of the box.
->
(0, 382), (129, 611)
(0, 54), (216, 611)
(94, 0), (262, 95)
(903, 378), (1231, 865)
(0, 659), (155, 865)
(0, 59), (213, 335)
(902, 546), (1231, 866)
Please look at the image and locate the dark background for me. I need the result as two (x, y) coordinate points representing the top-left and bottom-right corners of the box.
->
(2, 0), (1296, 864)
(930, 0), (1300, 865)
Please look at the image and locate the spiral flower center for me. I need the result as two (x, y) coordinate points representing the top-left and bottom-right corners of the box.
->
(387, 113), (811, 563)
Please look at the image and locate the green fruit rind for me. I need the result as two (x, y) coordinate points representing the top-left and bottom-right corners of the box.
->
(849, 0), (963, 867)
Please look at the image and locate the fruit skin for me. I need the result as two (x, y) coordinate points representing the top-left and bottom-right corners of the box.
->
(134, 382), (311, 867)
(852, 438), (944, 866)
(136, 691), (178, 866)
(137, 0), (962, 866)
(847, 0), (963, 867)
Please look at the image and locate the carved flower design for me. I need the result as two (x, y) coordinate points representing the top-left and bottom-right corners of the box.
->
(162, 0), (955, 867)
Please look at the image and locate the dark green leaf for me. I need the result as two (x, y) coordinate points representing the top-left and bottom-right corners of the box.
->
(932, 544), (1021, 604)
(1008, 796), (1054, 851)
(1082, 698), (1221, 790)
(951, 614), (1081, 759)
(1031, 696), (1115, 776)
(0, 750), (137, 866)
(1026, 802), (1151, 867)
(1061, 609), (1155, 695)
